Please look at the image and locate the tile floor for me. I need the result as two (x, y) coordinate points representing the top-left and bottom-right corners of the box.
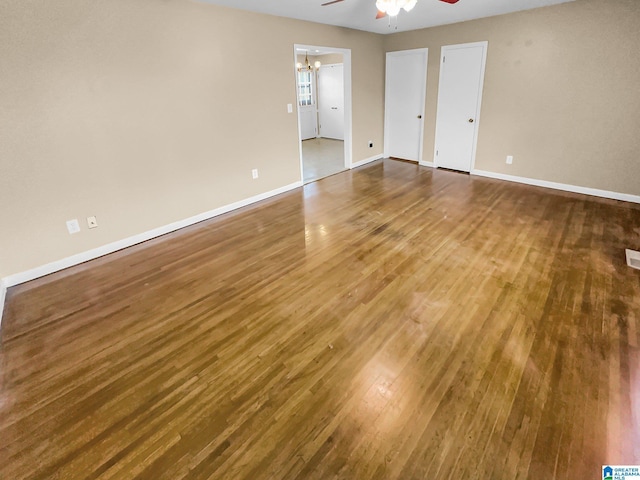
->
(302, 138), (345, 183)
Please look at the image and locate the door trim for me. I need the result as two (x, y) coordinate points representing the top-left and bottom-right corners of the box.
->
(384, 48), (428, 162)
(293, 44), (352, 179)
(433, 41), (488, 171)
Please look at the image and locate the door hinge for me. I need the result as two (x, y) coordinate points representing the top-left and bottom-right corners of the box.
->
(436, 150), (439, 156)
(443, 56), (445, 63)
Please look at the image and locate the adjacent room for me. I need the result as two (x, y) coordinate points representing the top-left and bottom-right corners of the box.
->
(296, 47), (348, 183)
(1, 0), (639, 478)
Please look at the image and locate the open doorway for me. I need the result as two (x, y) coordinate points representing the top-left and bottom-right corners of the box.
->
(293, 45), (352, 184)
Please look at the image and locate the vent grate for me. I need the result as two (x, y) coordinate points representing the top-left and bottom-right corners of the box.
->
(625, 249), (640, 270)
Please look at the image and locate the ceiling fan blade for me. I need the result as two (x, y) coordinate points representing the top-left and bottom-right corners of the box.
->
(438, 0), (460, 3)
(375, 10), (387, 19)
(321, 0), (344, 5)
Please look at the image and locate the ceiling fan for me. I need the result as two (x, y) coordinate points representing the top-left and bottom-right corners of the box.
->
(321, 0), (460, 20)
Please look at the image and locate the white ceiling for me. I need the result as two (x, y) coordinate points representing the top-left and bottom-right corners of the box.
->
(198, 0), (576, 35)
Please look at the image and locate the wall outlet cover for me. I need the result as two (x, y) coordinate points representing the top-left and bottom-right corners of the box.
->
(66, 219), (80, 234)
(87, 216), (98, 229)
(626, 249), (640, 270)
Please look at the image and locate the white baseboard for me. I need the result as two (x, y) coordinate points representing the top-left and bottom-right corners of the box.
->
(419, 161), (435, 168)
(351, 154), (383, 169)
(1, 181), (303, 295)
(0, 278), (6, 328)
(471, 170), (640, 204)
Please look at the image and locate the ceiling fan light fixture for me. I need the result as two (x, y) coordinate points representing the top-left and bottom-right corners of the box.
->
(376, 0), (417, 17)
(375, 0), (388, 13)
(387, 3), (401, 16)
(403, 0), (417, 12)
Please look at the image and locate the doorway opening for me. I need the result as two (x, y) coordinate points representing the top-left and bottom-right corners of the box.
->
(293, 45), (352, 184)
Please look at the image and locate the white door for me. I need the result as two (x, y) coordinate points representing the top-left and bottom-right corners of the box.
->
(299, 106), (317, 140)
(317, 64), (344, 140)
(297, 70), (317, 140)
(434, 42), (488, 172)
(384, 49), (428, 162)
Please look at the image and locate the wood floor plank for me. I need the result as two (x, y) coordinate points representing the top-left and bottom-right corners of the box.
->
(1, 159), (639, 479)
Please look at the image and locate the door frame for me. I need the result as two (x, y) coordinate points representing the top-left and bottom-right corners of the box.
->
(383, 48), (428, 163)
(293, 44), (352, 181)
(433, 41), (488, 171)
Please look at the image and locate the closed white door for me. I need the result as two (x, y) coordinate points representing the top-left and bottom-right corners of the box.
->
(299, 105), (317, 140)
(317, 64), (344, 140)
(297, 70), (317, 140)
(434, 42), (488, 172)
(384, 49), (428, 162)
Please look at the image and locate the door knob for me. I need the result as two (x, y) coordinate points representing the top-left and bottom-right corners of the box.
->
(417, 115), (422, 119)
(468, 118), (474, 123)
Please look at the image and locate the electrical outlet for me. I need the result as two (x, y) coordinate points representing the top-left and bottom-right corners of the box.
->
(252, 169), (259, 179)
(368, 141), (374, 148)
(87, 216), (98, 229)
(506, 155), (513, 164)
(66, 219), (80, 235)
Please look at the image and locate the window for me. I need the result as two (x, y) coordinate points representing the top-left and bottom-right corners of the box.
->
(297, 70), (314, 107)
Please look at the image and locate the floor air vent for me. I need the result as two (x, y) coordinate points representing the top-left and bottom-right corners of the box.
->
(626, 249), (640, 270)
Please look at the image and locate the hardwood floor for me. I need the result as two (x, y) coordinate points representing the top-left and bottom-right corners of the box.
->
(1, 159), (639, 479)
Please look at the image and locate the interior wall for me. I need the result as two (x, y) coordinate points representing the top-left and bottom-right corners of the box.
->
(384, 0), (640, 196)
(296, 53), (344, 66)
(0, 0), (384, 279)
(4, 0), (638, 283)
(315, 53), (344, 65)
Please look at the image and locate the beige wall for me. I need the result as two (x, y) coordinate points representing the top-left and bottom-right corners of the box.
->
(315, 53), (345, 66)
(2, 0), (639, 282)
(0, 0), (384, 279)
(296, 53), (344, 66)
(384, 0), (640, 195)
